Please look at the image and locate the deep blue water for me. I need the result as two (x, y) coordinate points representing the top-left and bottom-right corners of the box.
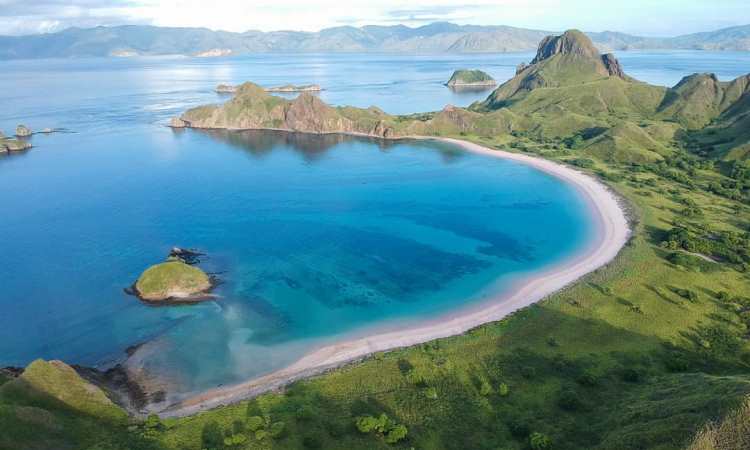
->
(1, 51), (747, 398)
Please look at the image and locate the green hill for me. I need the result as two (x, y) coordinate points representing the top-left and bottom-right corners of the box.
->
(445, 69), (496, 87)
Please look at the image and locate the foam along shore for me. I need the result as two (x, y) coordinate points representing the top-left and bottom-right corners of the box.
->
(156, 136), (630, 417)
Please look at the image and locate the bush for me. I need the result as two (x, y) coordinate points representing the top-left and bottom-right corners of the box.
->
(355, 413), (408, 445)
(498, 382), (510, 397)
(223, 433), (247, 447)
(558, 389), (582, 411)
(247, 415), (264, 431)
(530, 432), (552, 449)
(577, 370), (599, 386)
(201, 422), (224, 450)
(269, 421), (286, 439)
(385, 424), (408, 444)
(424, 386), (438, 399)
(621, 368), (642, 383)
(296, 405), (316, 421)
(479, 380), (493, 396)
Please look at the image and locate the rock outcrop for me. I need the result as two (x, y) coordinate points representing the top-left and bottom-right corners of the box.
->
(480, 29), (630, 109)
(15, 125), (31, 137)
(215, 84), (237, 94)
(1, 129), (32, 153)
(266, 84), (322, 92)
(531, 29), (601, 63)
(601, 53), (625, 78)
(170, 82), (400, 138)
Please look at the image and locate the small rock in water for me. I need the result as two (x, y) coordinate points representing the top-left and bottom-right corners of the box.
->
(15, 125), (32, 137)
(2, 139), (32, 152)
(168, 247), (205, 265)
(169, 117), (188, 128)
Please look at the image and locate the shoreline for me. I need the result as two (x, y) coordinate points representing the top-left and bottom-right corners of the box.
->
(157, 135), (630, 417)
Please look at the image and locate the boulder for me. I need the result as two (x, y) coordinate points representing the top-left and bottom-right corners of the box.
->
(169, 117), (188, 128)
(3, 139), (32, 152)
(15, 125), (32, 137)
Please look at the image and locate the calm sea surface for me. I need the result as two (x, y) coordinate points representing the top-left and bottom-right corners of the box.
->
(0, 51), (747, 397)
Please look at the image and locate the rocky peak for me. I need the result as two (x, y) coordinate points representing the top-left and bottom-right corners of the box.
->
(531, 29), (600, 64)
(601, 53), (625, 78)
(233, 82), (270, 99)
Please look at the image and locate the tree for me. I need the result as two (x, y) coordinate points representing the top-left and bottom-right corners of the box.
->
(385, 424), (408, 444)
(269, 421), (286, 439)
(530, 432), (552, 449)
(498, 382), (510, 397)
(479, 380), (493, 396)
(200, 422), (224, 450)
(247, 415), (265, 432)
(223, 433), (246, 448)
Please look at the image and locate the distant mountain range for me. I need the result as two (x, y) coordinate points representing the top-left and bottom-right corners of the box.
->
(1, 22), (749, 59)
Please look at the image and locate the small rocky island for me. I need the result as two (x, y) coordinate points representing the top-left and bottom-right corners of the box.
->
(266, 84), (322, 93)
(130, 248), (215, 303)
(445, 69), (496, 88)
(0, 125), (33, 154)
(215, 83), (322, 94)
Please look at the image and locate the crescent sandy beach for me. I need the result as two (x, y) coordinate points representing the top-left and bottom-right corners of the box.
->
(160, 136), (631, 417)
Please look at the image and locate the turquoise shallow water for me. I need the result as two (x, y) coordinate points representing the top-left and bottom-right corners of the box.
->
(1, 51), (747, 397)
(0, 126), (592, 395)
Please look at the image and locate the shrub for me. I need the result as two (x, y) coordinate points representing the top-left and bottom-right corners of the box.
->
(385, 424), (408, 444)
(223, 433), (247, 447)
(247, 415), (264, 431)
(200, 421), (224, 450)
(479, 380), (493, 396)
(498, 382), (510, 397)
(558, 389), (582, 411)
(296, 405), (316, 421)
(530, 432), (552, 449)
(356, 415), (387, 434)
(269, 421), (286, 439)
(355, 413), (408, 445)
(577, 370), (599, 387)
(424, 387), (438, 399)
(621, 368), (642, 383)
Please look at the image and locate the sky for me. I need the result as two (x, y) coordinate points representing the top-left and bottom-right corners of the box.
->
(0, 0), (748, 37)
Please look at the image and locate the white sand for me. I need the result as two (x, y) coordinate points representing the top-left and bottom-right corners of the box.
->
(159, 137), (630, 417)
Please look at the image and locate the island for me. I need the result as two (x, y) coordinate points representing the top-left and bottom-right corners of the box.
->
(215, 83), (322, 94)
(1, 128), (32, 153)
(130, 248), (214, 303)
(266, 84), (322, 93)
(445, 69), (497, 88)
(194, 48), (232, 58)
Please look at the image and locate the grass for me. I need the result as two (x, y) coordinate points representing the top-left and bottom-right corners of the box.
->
(135, 261), (211, 300)
(687, 395), (750, 450)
